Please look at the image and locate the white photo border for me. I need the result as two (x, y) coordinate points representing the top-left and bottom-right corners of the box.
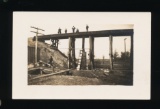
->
(12, 12), (151, 99)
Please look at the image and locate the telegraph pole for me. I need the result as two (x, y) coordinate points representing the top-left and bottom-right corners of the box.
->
(30, 26), (45, 67)
(124, 38), (127, 61)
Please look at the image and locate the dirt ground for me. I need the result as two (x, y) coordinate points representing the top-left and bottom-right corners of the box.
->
(28, 69), (133, 85)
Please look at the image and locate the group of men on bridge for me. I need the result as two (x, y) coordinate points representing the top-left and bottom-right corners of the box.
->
(58, 25), (89, 34)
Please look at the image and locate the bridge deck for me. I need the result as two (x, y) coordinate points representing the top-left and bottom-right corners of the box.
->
(33, 29), (133, 41)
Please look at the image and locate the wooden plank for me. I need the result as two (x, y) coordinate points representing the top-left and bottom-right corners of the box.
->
(29, 69), (71, 80)
(34, 29), (134, 40)
(28, 67), (41, 71)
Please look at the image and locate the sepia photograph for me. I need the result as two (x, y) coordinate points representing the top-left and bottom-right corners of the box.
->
(13, 12), (150, 99)
(28, 24), (133, 85)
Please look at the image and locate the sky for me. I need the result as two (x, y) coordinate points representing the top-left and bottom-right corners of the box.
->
(13, 12), (133, 59)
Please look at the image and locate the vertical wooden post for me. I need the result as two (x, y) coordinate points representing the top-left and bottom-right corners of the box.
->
(89, 36), (92, 70)
(82, 37), (85, 51)
(51, 39), (57, 48)
(130, 34), (133, 70)
(55, 39), (58, 49)
(109, 35), (113, 70)
(35, 30), (38, 65)
(53, 39), (54, 47)
(72, 38), (76, 69)
(92, 37), (94, 69)
(55, 39), (57, 48)
(68, 37), (72, 69)
(89, 36), (94, 70)
(54, 39), (56, 47)
(57, 39), (59, 49)
(80, 37), (86, 70)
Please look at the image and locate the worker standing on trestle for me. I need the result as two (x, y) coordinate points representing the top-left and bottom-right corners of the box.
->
(65, 28), (67, 33)
(58, 28), (61, 34)
(72, 26), (76, 33)
(86, 25), (89, 32)
(76, 28), (79, 33)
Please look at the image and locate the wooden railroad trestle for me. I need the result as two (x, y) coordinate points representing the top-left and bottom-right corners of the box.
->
(33, 29), (134, 70)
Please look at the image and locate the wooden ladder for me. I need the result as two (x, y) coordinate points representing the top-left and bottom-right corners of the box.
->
(76, 50), (83, 70)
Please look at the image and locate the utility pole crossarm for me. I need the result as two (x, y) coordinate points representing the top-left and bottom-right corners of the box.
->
(31, 26), (45, 31)
(30, 31), (44, 35)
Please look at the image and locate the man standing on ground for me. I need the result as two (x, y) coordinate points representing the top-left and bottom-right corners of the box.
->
(49, 56), (53, 66)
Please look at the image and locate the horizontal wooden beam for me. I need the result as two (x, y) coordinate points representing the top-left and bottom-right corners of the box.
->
(33, 29), (133, 41)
